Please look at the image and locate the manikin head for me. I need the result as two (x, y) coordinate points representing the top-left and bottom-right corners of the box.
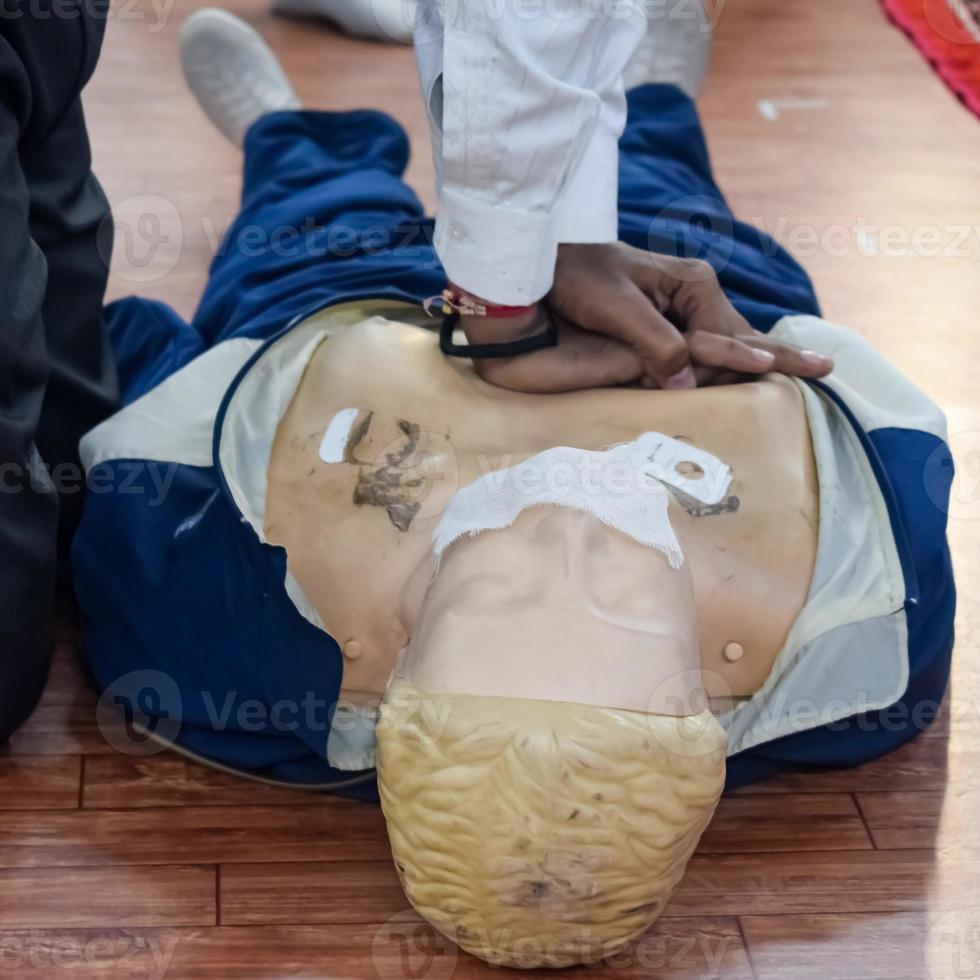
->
(376, 444), (727, 969)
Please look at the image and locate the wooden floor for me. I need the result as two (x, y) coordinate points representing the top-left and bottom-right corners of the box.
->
(2, 0), (979, 977)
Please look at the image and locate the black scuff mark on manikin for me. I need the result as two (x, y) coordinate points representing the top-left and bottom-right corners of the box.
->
(351, 416), (424, 532)
(353, 470), (423, 533)
(343, 410), (376, 465)
(512, 880), (550, 905)
(667, 485), (741, 518)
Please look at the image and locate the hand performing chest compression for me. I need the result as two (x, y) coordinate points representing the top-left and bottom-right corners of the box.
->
(457, 242), (835, 394)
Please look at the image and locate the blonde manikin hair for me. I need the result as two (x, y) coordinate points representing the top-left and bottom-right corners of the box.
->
(377, 678), (727, 969)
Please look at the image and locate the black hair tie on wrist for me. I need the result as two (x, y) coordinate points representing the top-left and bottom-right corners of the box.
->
(439, 311), (559, 359)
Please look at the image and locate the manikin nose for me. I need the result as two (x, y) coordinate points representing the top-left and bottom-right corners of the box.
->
(528, 507), (593, 584)
(532, 506), (591, 545)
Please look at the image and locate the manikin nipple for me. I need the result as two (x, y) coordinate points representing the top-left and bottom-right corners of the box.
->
(723, 642), (744, 663)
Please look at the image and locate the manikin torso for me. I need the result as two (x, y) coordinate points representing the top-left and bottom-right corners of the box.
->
(265, 317), (819, 707)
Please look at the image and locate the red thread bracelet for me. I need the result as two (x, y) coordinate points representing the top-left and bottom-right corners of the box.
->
(424, 285), (539, 319)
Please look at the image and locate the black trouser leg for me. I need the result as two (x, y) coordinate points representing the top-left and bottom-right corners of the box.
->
(27, 96), (119, 541)
(0, 0), (117, 742)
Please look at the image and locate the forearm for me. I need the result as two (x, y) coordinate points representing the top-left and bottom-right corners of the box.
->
(417, 0), (644, 304)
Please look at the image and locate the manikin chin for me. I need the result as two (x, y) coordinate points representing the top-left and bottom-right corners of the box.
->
(264, 316), (818, 969)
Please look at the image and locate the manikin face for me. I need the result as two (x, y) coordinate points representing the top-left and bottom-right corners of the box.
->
(398, 505), (707, 716)
(377, 503), (727, 970)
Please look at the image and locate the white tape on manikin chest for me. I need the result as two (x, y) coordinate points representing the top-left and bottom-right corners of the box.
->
(628, 432), (733, 506)
(432, 433), (731, 569)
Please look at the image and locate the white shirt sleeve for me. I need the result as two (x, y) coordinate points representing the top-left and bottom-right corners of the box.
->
(415, 0), (645, 306)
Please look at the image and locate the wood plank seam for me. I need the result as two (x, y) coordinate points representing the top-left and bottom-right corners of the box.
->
(735, 916), (760, 980)
(215, 865), (222, 927)
(851, 791), (878, 849)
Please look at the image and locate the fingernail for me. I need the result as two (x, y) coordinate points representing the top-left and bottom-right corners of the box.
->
(752, 349), (776, 365)
(801, 350), (830, 366)
(663, 366), (697, 390)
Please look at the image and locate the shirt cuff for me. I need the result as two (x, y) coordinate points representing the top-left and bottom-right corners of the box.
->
(434, 187), (558, 306)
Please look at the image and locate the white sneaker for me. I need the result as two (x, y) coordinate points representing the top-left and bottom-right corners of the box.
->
(181, 9), (302, 147)
(272, 0), (415, 44)
(623, 0), (713, 98)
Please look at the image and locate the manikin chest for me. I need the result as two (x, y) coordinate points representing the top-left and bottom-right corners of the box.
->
(265, 318), (818, 704)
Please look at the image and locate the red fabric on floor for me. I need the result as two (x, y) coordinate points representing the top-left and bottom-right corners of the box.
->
(882, 0), (980, 118)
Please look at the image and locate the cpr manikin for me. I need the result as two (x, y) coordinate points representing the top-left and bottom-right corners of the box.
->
(64, 15), (954, 967)
(264, 314), (818, 967)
